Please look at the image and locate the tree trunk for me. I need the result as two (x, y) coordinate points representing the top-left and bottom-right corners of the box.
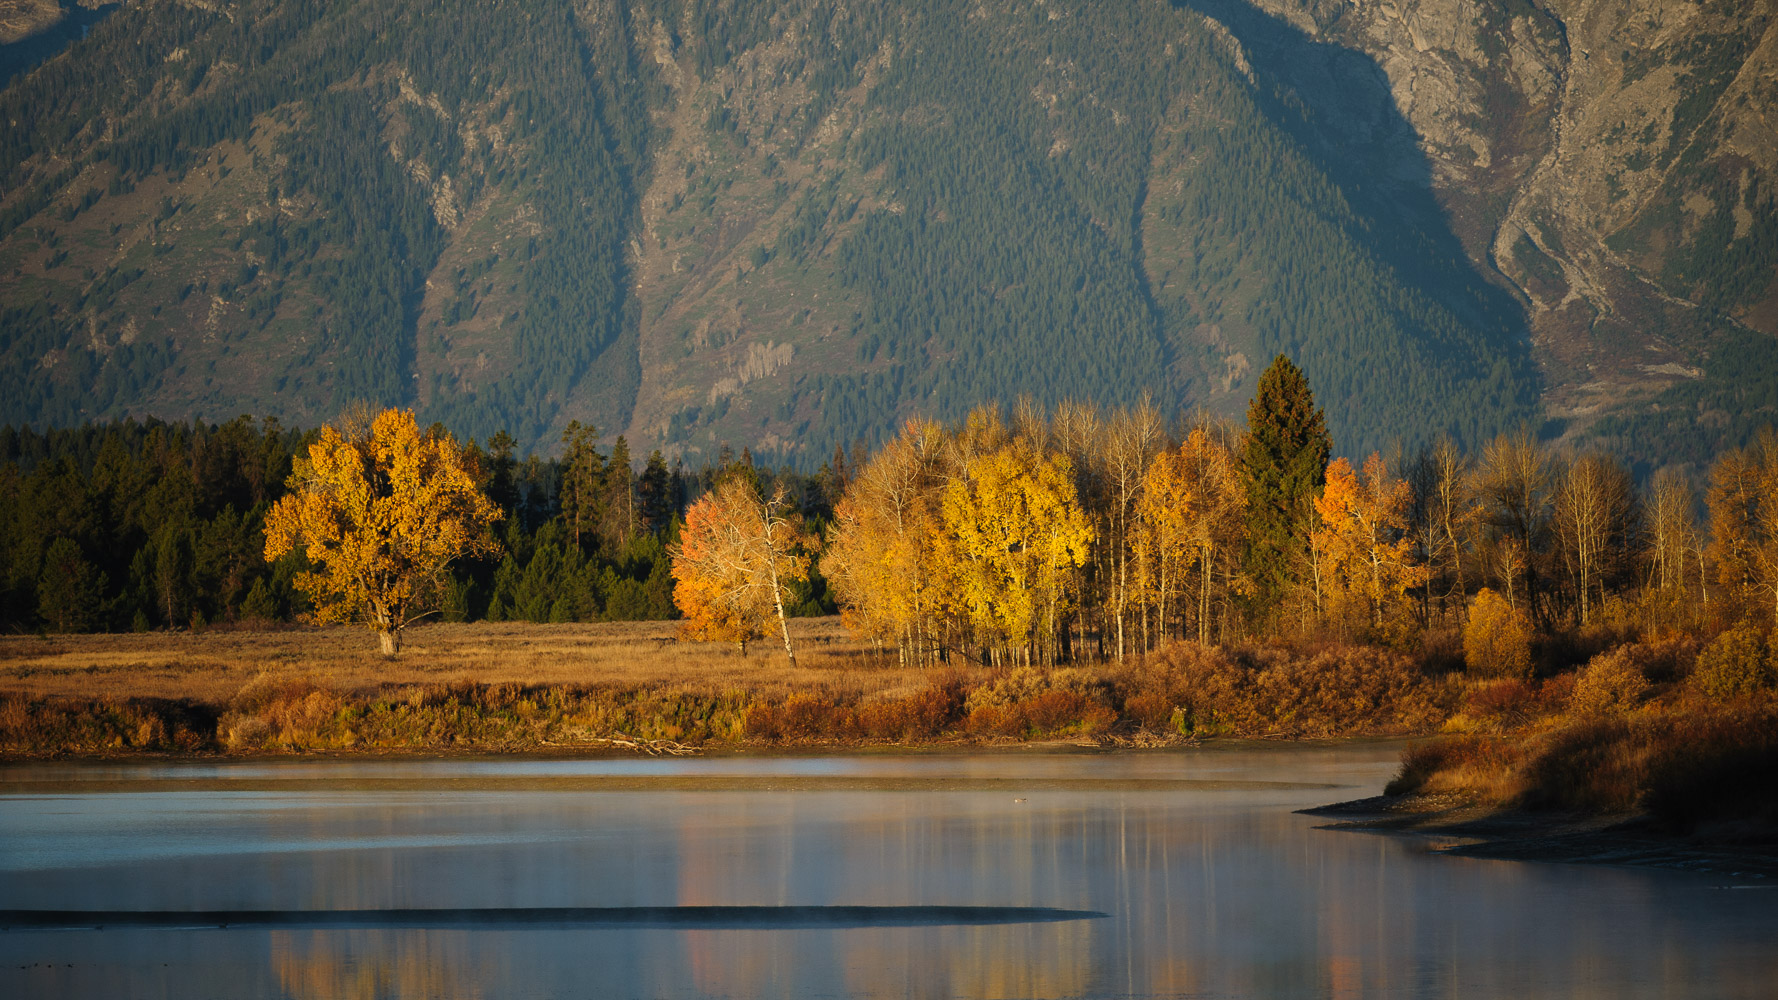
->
(379, 629), (399, 656)
(767, 556), (796, 664)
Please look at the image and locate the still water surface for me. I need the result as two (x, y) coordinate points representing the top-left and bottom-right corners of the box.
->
(2, 746), (1774, 998)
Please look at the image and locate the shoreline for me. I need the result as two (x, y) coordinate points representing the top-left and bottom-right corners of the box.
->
(0, 734), (1409, 765)
(1302, 793), (1778, 880)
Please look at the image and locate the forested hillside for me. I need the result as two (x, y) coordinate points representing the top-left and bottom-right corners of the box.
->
(0, 0), (1769, 470)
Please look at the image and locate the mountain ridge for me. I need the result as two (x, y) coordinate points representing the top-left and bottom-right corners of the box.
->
(0, 0), (1770, 471)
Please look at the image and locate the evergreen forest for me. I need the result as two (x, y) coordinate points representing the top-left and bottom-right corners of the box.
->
(0, 0), (1550, 467)
(0, 415), (838, 636)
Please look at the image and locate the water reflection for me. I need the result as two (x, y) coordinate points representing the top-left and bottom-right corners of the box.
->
(2, 748), (1775, 999)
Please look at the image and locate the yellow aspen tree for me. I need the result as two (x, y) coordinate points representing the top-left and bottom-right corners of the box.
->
(1314, 453), (1425, 630)
(822, 420), (947, 663)
(1479, 429), (1553, 621)
(1180, 426), (1247, 644)
(1646, 468), (1695, 596)
(941, 441), (1093, 665)
(263, 408), (501, 655)
(1138, 448), (1193, 645)
(1139, 425), (1246, 645)
(1429, 435), (1481, 619)
(1464, 587), (1533, 678)
(1099, 397), (1163, 660)
(1050, 399), (1105, 654)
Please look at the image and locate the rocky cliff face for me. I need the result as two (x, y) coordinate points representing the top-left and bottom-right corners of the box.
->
(1222, 0), (1778, 446)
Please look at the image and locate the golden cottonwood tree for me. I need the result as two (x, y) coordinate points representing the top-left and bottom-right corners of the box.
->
(821, 420), (947, 663)
(939, 441), (1094, 665)
(263, 408), (501, 654)
(671, 477), (813, 658)
(1314, 453), (1425, 630)
(1708, 429), (1778, 621)
(1553, 452), (1636, 626)
(1138, 426), (1245, 643)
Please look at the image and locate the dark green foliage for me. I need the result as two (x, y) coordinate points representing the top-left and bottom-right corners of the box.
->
(0, 416), (836, 633)
(1590, 326), (1778, 473)
(1241, 355), (1330, 605)
(36, 537), (104, 632)
(0, 416), (306, 632)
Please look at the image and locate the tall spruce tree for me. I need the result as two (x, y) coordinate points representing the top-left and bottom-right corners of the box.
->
(1242, 355), (1331, 609)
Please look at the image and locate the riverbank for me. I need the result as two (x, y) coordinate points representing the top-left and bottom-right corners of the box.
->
(0, 620), (1455, 757)
(1303, 792), (1778, 880)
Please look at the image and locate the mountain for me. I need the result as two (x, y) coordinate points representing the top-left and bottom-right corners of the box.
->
(0, 0), (1770, 471)
(1221, 0), (1778, 468)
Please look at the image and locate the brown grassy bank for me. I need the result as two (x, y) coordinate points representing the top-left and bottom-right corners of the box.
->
(1371, 633), (1778, 841)
(0, 620), (1456, 756)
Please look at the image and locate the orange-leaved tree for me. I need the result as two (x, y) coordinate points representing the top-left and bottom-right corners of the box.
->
(263, 408), (501, 654)
(1314, 453), (1424, 630)
(671, 476), (814, 658)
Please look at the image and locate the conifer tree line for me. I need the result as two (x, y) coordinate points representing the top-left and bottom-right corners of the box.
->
(814, 355), (1778, 668)
(0, 415), (838, 634)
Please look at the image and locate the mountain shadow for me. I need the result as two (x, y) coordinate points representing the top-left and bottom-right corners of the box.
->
(1173, 0), (1540, 451)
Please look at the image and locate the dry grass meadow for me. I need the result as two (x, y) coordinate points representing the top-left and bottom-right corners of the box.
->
(0, 620), (1459, 756)
(0, 617), (897, 703)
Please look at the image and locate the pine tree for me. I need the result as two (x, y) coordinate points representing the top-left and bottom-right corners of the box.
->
(601, 436), (635, 547)
(638, 450), (672, 532)
(558, 421), (604, 549)
(1242, 355), (1331, 611)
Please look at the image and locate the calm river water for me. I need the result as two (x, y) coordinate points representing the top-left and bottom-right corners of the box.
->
(1, 746), (1774, 998)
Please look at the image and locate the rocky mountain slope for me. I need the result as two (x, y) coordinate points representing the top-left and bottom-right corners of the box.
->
(0, 0), (1771, 470)
(1227, 0), (1777, 460)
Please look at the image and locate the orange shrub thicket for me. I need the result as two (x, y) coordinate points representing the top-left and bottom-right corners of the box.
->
(960, 666), (1115, 739)
(1569, 646), (1654, 716)
(1460, 676), (1573, 731)
(1135, 641), (1453, 738)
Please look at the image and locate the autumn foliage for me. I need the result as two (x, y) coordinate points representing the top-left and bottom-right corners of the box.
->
(670, 475), (813, 657)
(263, 408), (500, 654)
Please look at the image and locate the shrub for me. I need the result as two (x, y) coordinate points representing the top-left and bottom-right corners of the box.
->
(968, 702), (1027, 737)
(1144, 641), (1453, 738)
(1643, 703), (1778, 833)
(1394, 701), (1778, 829)
(0, 693), (219, 753)
(961, 666), (1113, 739)
(854, 683), (965, 740)
(1463, 678), (1543, 728)
(1570, 646), (1653, 716)
(1691, 626), (1775, 700)
(1385, 735), (1519, 797)
(1122, 688), (1178, 732)
(1514, 715), (1653, 814)
(1464, 588), (1533, 678)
